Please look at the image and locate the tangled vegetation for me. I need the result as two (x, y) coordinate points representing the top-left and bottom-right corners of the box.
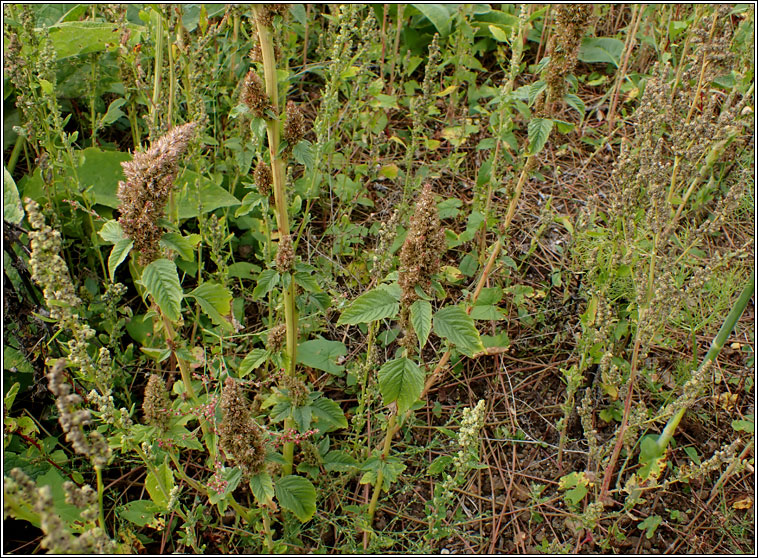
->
(3, 4), (754, 554)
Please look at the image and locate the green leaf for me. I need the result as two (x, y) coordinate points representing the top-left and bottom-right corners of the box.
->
(207, 467), (243, 505)
(101, 98), (127, 127)
(239, 349), (269, 378)
(48, 21), (143, 59)
(187, 282), (232, 328)
(488, 24), (509, 42)
(578, 37), (624, 66)
(249, 472), (275, 505)
(563, 93), (585, 118)
(429, 455), (453, 475)
(359, 455), (406, 491)
(3, 167), (24, 224)
(292, 139), (314, 169)
(275, 475), (317, 522)
(410, 299), (432, 351)
(527, 80), (547, 106)
(4, 382), (20, 411)
(411, 3), (456, 37)
(294, 271), (320, 293)
(433, 306), (484, 357)
(108, 238), (133, 282)
(337, 287), (400, 325)
(119, 500), (160, 527)
(98, 219), (126, 244)
(141, 259), (183, 322)
(145, 463), (175, 510)
(160, 232), (199, 261)
(377, 357), (424, 414)
(297, 338), (347, 375)
(323, 450), (358, 472)
(253, 269), (280, 299)
(311, 395), (348, 432)
(527, 118), (553, 156)
(638, 515), (662, 539)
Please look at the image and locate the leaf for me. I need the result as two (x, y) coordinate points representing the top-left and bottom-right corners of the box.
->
(337, 287), (400, 325)
(108, 238), (133, 282)
(411, 3), (457, 37)
(433, 306), (484, 357)
(160, 232), (199, 261)
(98, 219), (126, 244)
(3, 167), (24, 224)
(311, 395), (348, 432)
(101, 98), (127, 127)
(323, 450), (358, 472)
(249, 472), (275, 505)
(563, 93), (586, 118)
(145, 463), (175, 510)
(429, 455), (453, 475)
(377, 357), (425, 414)
(141, 259), (183, 322)
(275, 475), (317, 522)
(527, 80), (547, 106)
(638, 515), (662, 539)
(578, 37), (624, 66)
(186, 282), (232, 328)
(297, 338), (347, 375)
(292, 139), (314, 169)
(488, 24), (509, 42)
(252, 269), (280, 299)
(239, 349), (269, 378)
(410, 299), (432, 351)
(527, 118), (553, 156)
(47, 21), (143, 59)
(119, 500), (160, 527)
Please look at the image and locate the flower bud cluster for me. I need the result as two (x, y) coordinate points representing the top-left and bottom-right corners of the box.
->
(220, 377), (267, 477)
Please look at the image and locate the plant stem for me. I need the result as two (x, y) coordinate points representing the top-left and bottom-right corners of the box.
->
(367, 412), (396, 527)
(95, 465), (107, 534)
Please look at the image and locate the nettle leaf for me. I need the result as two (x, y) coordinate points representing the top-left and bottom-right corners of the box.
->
(187, 282), (232, 328)
(252, 269), (280, 299)
(98, 219), (126, 244)
(433, 306), (484, 357)
(377, 357), (424, 414)
(311, 395), (348, 432)
(160, 232), (199, 261)
(337, 286), (400, 325)
(239, 349), (269, 378)
(292, 139), (314, 169)
(108, 238), (132, 282)
(527, 118), (553, 156)
(527, 80), (547, 106)
(141, 259), (183, 322)
(145, 463), (175, 510)
(275, 475), (317, 522)
(248, 472), (274, 505)
(563, 93), (585, 118)
(410, 299), (432, 351)
(297, 338), (347, 375)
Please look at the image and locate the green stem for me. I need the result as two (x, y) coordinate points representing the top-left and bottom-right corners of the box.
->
(367, 412), (396, 526)
(151, 9), (164, 134)
(7, 133), (25, 175)
(95, 465), (107, 534)
(655, 271), (754, 453)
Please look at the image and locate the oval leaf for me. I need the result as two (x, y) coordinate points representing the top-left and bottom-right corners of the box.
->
(378, 357), (424, 414)
(410, 299), (432, 351)
(527, 118), (553, 156)
(433, 306), (484, 357)
(337, 287), (400, 325)
(108, 238), (133, 282)
(141, 259), (183, 322)
(187, 282), (232, 328)
(249, 472), (275, 505)
(275, 475), (317, 522)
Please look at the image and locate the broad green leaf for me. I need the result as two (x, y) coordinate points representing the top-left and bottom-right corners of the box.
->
(119, 500), (160, 527)
(359, 455), (406, 491)
(141, 259), (183, 322)
(323, 450), (358, 472)
(207, 467), (243, 505)
(292, 139), (314, 169)
(433, 306), (484, 357)
(411, 3), (457, 37)
(98, 219), (126, 244)
(239, 349), (269, 378)
(145, 463), (175, 510)
(470, 305), (505, 320)
(429, 455), (453, 475)
(160, 232), (199, 261)
(249, 472), (275, 505)
(337, 287), (400, 325)
(297, 338), (347, 375)
(527, 80), (547, 106)
(275, 475), (317, 522)
(488, 24), (508, 42)
(48, 22), (143, 60)
(186, 282), (232, 328)
(377, 357), (424, 414)
(527, 118), (553, 156)
(108, 238), (133, 282)
(410, 299), (432, 351)
(311, 395), (348, 432)
(252, 269), (280, 299)
(578, 37), (624, 66)
(3, 167), (24, 224)
(175, 169), (240, 219)
(563, 93), (585, 118)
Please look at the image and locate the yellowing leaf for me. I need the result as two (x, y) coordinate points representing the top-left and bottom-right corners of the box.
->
(436, 84), (458, 97)
(733, 496), (753, 510)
